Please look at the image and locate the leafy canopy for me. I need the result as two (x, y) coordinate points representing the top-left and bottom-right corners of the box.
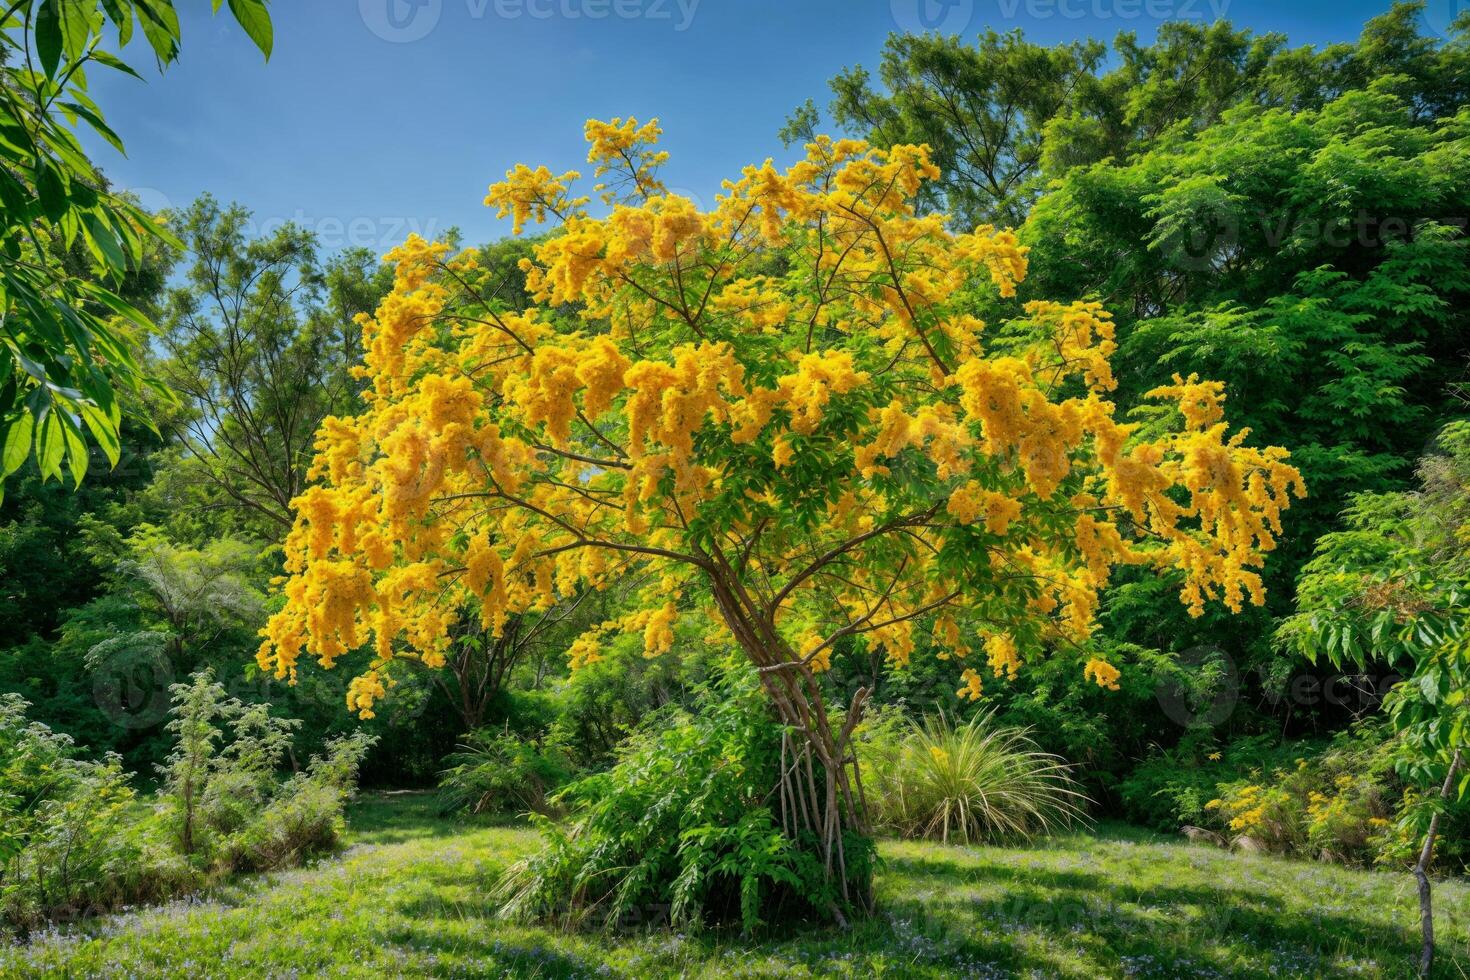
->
(0, 0), (271, 496)
(258, 119), (1304, 718)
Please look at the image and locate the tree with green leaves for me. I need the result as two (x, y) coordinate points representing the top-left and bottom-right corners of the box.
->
(0, 0), (272, 499)
(152, 197), (388, 536)
(1280, 420), (1470, 976)
(792, 4), (1469, 229)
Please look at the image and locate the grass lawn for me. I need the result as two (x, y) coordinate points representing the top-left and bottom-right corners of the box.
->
(3, 791), (1467, 978)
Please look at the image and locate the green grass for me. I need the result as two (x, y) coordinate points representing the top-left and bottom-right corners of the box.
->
(3, 791), (1467, 978)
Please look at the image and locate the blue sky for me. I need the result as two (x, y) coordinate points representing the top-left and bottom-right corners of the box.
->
(83, 0), (1432, 253)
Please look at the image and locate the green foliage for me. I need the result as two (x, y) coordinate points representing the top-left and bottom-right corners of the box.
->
(0, 671), (376, 933)
(155, 670), (376, 874)
(1281, 420), (1470, 800)
(495, 665), (872, 935)
(801, 4), (1469, 228)
(547, 633), (717, 766)
(1027, 84), (1470, 570)
(0, 423), (157, 650)
(858, 707), (1088, 845)
(0, 693), (192, 933)
(1117, 732), (1316, 832)
(0, 1), (272, 497)
(153, 196), (390, 537)
(803, 29), (1106, 225)
(217, 730), (374, 874)
(1201, 724), (1470, 872)
(437, 728), (575, 817)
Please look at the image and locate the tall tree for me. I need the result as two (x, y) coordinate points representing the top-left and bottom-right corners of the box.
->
(793, 4), (1469, 229)
(153, 198), (390, 537)
(257, 119), (1302, 913)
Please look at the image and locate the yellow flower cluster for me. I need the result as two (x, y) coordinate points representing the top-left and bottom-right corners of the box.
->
(585, 116), (668, 200)
(945, 482), (1022, 534)
(484, 164), (585, 235)
(957, 668), (985, 701)
(1083, 658), (1122, 691)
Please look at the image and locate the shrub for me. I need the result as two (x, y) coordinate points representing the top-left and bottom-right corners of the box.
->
(437, 729), (575, 816)
(860, 708), (1089, 845)
(1117, 732), (1312, 832)
(155, 672), (376, 875)
(1199, 723), (1470, 870)
(0, 695), (192, 933)
(494, 664), (873, 934)
(219, 732), (376, 873)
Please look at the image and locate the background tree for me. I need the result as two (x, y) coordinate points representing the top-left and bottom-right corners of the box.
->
(1281, 420), (1470, 976)
(794, 4), (1468, 229)
(153, 197), (389, 536)
(786, 29), (1106, 227)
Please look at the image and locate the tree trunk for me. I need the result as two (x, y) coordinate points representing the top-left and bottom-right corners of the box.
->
(1415, 749), (1462, 979)
(706, 569), (874, 923)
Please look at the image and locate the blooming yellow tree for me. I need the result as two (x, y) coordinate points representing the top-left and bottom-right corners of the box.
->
(259, 118), (1303, 895)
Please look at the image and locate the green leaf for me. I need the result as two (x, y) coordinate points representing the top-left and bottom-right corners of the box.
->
(100, 0), (134, 45)
(133, 0), (181, 63)
(35, 0), (64, 77)
(35, 164), (67, 221)
(61, 101), (126, 155)
(79, 403), (120, 467)
(57, 0), (97, 65)
(89, 49), (142, 80)
(1, 412), (34, 477)
(226, 0), (272, 59)
(82, 211), (127, 271)
(60, 414), (87, 487)
(37, 410), (64, 481)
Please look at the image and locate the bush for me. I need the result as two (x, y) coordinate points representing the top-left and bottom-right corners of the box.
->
(157, 673), (376, 875)
(494, 663), (873, 934)
(1117, 732), (1313, 832)
(0, 674), (377, 934)
(218, 732), (376, 873)
(437, 728), (575, 816)
(0, 695), (191, 933)
(1193, 723), (1470, 870)
(859, 707), (1089, 845)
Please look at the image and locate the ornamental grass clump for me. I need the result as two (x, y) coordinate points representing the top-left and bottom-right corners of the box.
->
(865, 710), (1089, 845)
